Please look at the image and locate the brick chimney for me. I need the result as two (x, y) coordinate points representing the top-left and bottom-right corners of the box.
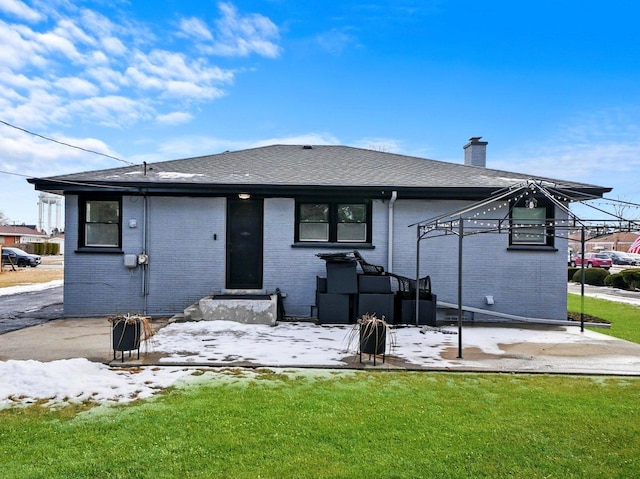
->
(463, 136), (488, 167)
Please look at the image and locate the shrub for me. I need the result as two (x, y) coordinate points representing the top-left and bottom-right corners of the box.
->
(31, 243), (45, 255)
(45, 243), (60, 255)
(620, 268), (640, 290)
(604, 273), (627, 290)
(568, 267), (579, 281)
(571, 267), (610, 286)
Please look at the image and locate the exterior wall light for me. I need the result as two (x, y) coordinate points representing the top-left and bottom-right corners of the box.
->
(238, 193), (251, 200)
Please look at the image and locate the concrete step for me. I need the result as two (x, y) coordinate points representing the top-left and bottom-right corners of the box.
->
(181, 294), (278, 325)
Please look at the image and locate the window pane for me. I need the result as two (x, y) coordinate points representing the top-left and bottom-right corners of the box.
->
(337, 223), (366, 242)
(337, 204), (366, 223)
(299, 223), (329, 241)
(85, 223), (119, 247)
(86, 201), (119, 223)
(300, 204), (328, 222)
(512, 207), (546, 244)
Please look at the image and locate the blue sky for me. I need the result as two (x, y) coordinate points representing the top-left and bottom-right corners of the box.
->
(1, 0), (639, 228)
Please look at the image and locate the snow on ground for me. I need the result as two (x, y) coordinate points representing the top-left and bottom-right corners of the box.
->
(0, 321), (633, 410)
(0, 358), (195, 410)
(152, 321), (355, 365)
(150, 320), (620, 368)
(0, 279), (63, 297)
(1, 280), (639, 410)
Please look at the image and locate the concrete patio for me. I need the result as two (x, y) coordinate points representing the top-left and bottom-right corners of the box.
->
(2, 315), (640, 376)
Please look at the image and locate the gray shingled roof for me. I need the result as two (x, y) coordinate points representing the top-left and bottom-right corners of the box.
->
(30, 144), (610, 197)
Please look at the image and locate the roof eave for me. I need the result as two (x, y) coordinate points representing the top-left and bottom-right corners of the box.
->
(28, 178), (612, 201)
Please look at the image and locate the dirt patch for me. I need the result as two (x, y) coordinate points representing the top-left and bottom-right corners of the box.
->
(567, 312), (610, 324)
(0, 267), (63, 288)
(441, 346), (503, 360)
(442, 340), (634, 361)
(500, 342), (619, 357)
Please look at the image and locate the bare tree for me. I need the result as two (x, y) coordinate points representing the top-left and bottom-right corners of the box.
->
(611, 196), (635, 231)
(0, 210), (7, 225)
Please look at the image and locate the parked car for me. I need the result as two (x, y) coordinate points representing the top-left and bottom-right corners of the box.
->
(600, 250), (639, 266)
(1, 247), (41, 267)
(627, 253), (640, 264)
(570, 253), (612, 269)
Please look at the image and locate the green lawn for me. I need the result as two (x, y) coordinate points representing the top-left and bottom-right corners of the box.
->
(1, 370), (639, 478)
(568, 293), (640, 343)
(2, 297), (639, 478)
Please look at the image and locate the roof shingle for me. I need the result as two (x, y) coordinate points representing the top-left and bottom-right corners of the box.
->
(30, 144), (610, 196)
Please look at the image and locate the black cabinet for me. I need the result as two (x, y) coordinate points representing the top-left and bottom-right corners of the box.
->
(326, 261), (358, 294)
(318, 293), (354, 324)
(358, 293), (394, 323)
(397, 296), (438, 326)
(358, 275), (391, 294)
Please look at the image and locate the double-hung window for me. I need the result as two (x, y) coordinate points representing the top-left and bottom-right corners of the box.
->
(79, 196), (122, 249)
(510, 199), (554, 247)
(297, 201), (370, 243)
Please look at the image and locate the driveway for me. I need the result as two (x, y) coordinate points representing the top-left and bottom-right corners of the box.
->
(0, 284), (63, 335)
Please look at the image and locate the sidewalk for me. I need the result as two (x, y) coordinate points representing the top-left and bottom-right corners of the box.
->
(567, 282), (640, 306)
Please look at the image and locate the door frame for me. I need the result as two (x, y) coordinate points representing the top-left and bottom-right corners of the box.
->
(225, 197), (264, 290)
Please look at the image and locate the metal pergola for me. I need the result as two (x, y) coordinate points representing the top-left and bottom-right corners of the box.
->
(409, 179), (640, 359)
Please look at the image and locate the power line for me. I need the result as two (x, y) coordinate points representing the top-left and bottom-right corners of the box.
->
(0, 119), (136, 166)
(0, 169), (138, 190)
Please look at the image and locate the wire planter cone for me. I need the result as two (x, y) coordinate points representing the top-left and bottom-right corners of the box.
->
(347, 313), (395, 366)
(109, 314), (152, 362)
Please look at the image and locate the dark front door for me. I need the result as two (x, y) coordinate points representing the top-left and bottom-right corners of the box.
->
(226, 198), (264, 289)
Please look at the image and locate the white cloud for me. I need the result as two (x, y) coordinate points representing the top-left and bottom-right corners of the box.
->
(54, 77), (100, 97)
(122, 49), (233, 100)
(0, 0), (42, 23)
(85, 66), (125, 92)
(156, 111), (193, 125)
(163, 80), (224, 100)
(68, 95), (155, 127)
(0, 1), (275, 135)
(0, 127), (120, 176)
(0, 70), (46, 92)
(34, 30), (81, 61)
(78, 8), (117, 40)
(0, 21), (45, 69)
(206, 1), (281, 58)
(101, 36), (126, 56)
(2, 87), (65, 127)
(54, 18), (95, 47)
(178, 16), (213, 41)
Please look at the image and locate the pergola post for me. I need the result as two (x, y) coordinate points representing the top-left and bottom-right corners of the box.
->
(580, 226), (586, 332)
(457, 219), (463, 359)
(415, 224), (421, 326)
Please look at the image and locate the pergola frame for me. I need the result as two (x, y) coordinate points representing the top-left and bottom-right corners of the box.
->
(410, 179), (640, 359)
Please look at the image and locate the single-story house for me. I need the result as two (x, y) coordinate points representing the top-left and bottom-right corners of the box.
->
(0, 225), (47, 246)
(29, 138), (610, 320)
(569, 231), (640, 254)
